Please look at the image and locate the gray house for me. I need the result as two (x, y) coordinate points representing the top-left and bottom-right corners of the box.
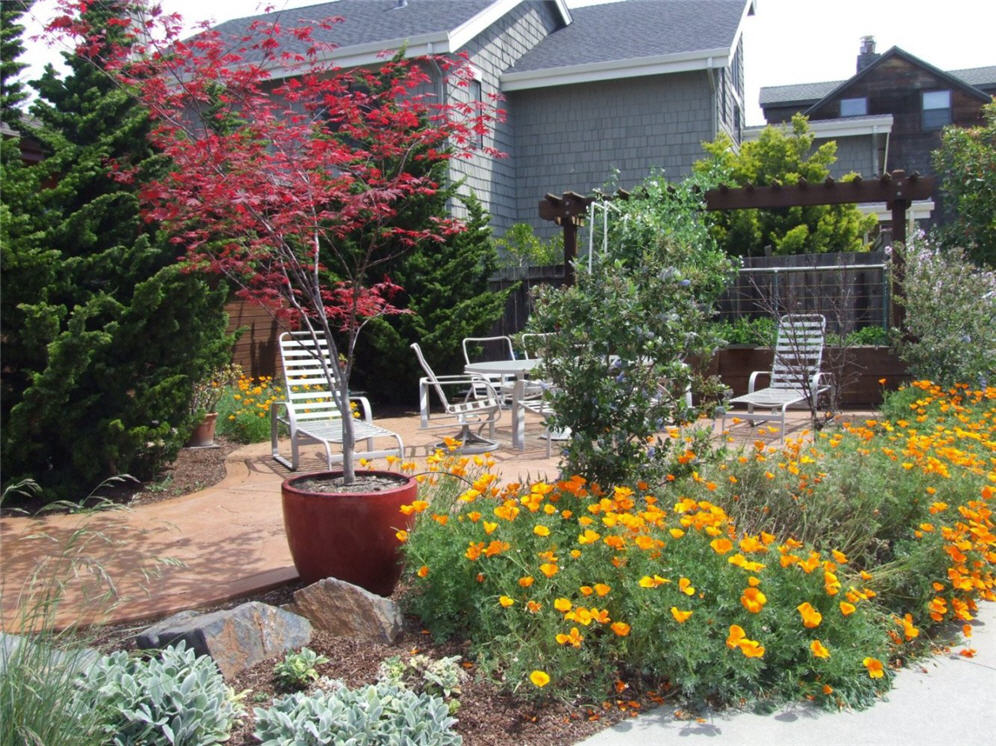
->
(213, 0), (756, 233)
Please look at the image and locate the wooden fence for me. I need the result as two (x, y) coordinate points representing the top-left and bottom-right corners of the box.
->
(227, 252), (893, 377)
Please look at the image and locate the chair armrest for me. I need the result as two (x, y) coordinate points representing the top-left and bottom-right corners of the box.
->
(747, 370), (770, 394)
(348, 395), (374, 423)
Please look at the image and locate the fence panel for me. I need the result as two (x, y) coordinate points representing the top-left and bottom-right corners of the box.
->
(715, 251), (888, 335)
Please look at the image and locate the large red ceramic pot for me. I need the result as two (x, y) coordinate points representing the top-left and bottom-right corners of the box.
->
(281, 470), (418, 596)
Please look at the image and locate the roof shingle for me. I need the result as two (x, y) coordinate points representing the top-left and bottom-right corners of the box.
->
(509, 0), (748, 73)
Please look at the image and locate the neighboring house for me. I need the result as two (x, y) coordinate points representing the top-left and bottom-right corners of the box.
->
(754, 38), (995, 228)
(212, 0), (756, 234)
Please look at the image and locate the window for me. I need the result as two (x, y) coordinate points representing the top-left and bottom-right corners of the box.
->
(839, 97), (867, 117)
(470, 78), (484, 147)
(922, 90), (951, 130)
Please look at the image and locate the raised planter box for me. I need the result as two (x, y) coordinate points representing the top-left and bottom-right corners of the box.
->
(703, 346), (908, 407)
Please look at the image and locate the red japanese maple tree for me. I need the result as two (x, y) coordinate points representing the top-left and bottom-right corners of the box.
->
(50, 1), (499, 482)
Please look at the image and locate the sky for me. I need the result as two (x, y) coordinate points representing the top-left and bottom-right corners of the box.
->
(14, 0), (996, 126)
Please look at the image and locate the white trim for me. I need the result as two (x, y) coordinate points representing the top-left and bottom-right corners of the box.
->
(743, 114), (894, 141)
(859, 199), (934, 222)
(502, 47), (730, 91)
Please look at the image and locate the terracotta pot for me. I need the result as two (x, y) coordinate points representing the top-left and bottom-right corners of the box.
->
(186, 412), (218, 447)
(280, 470), (418, 596)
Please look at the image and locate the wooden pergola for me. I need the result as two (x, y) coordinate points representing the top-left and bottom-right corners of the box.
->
(539, 169), (933, 324)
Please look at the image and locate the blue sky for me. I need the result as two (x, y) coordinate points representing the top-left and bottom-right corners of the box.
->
(16, 0), (996, 125)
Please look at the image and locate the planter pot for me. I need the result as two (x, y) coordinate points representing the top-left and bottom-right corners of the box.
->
(281, 470), (418, 596)
(186, 412), (218, 447)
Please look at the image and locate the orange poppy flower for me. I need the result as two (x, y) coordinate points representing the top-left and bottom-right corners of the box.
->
(741, 587), (767, 614)
(797, 602), (823, 628)
(862, 657), (884, 679)
(810, 640), (830, 659)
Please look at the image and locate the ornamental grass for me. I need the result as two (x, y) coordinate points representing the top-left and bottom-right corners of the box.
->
(397, 381), (994, 712)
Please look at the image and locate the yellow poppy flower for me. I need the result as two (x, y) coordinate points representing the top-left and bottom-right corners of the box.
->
(670, 607), (693, 623)
(530, 670), (551, 687)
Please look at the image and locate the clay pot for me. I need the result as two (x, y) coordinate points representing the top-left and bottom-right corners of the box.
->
(186, 412), (218, 447)
(280, 470), (418, 596)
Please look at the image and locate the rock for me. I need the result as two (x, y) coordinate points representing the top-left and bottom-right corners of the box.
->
(135, 601), (312, 677)
(287, 578), (403, 643)
(0, 632), (100, 675)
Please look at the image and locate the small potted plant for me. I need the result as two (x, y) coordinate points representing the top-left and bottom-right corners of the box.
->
(187, 364), (241, 448)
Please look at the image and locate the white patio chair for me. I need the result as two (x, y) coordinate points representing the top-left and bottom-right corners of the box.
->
(721, 314), (832, 442)
(411, 342), (503, 453)
(517, 333), (564, 454)
(271, 331), (404, 470)
(461, 335), (517, 404)
(518, 332), (554, 360)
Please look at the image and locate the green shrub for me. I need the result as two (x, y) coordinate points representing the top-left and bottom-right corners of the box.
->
(216, 374), (282, 443)
(273, 647), (329, 692)
(378, 653), (468, 713)
(528, 172), (734, 486)
(711, 316), (778, 346)
(253, 680), (461, 745)
(84, 642), (243, 746)
(890, 236), (996, 386)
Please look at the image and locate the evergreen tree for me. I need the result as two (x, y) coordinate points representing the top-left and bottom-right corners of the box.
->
(1, 1), (232, 502)
(1, 1), (29, 118)
(695, 114), (878, 257)
(354, 192), (510, 405)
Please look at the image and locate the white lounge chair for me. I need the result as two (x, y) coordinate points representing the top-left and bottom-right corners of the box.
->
(411, 342), (503, 453)
(271, 331), (404, 470)
(721, 314), (832, 441)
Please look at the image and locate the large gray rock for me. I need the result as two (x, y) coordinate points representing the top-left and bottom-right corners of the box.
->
(287, 578), (403, 643)
(136, 601), (312, 677)
(0, 632), (100, 675)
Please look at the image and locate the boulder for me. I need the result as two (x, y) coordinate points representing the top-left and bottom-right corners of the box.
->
(287, 578), (403, 643)
(135, 601), (312, 677)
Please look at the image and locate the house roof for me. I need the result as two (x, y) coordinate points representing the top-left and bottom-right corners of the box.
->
(503, 0), (755, 90)
(210, 0), (572, 69)
(948, 65), (996, 90)
(805, 47), (992, 115)
(760, 53), (995, 111)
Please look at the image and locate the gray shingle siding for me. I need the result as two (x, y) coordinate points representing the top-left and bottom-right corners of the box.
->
(447, 1), (564, 228)
(824, 136), (878, 178)
(510, 71), (715, 234)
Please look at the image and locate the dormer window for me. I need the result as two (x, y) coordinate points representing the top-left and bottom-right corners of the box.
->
(839, 97), (867, 117)
(922, 90), (951, 130)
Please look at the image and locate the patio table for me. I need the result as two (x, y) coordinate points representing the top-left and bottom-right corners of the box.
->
(464, 358), (543, 450)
